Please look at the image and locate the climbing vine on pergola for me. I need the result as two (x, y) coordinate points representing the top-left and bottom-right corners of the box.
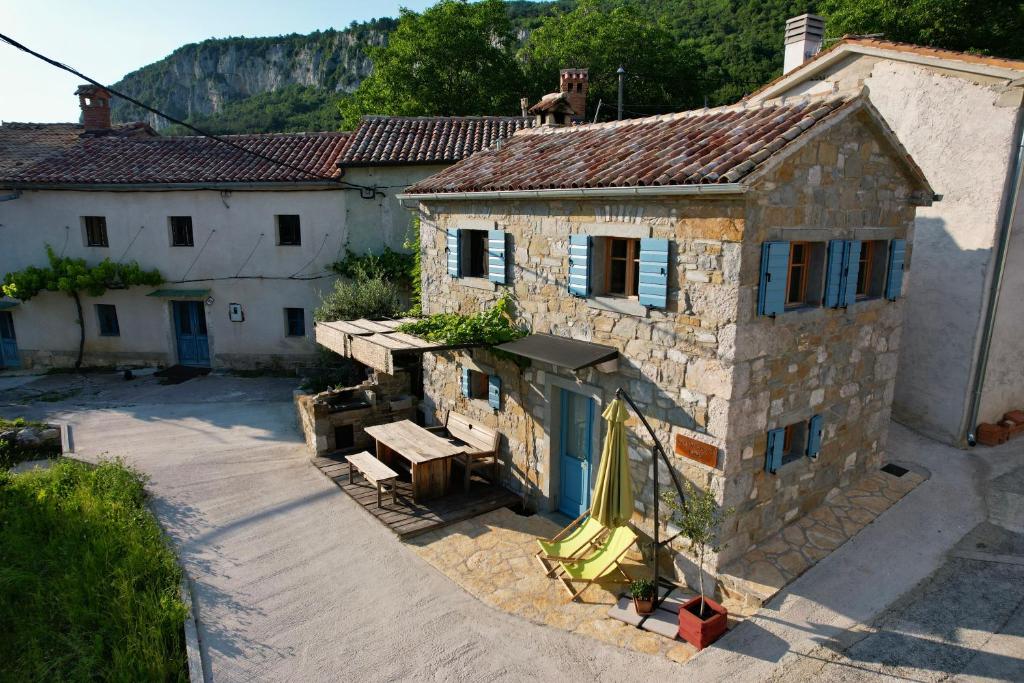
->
(2, 246), (163, 369)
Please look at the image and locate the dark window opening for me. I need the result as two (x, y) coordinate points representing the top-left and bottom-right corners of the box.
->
(83, 216), (108, 247)
(605, 237), (639, 297)
(334, 425), (354, 450)
(781, 422), (807, 467)
(285, 307), (306, 337)
(462, 229), (488, 278)
(170, 216), (194, 247)
(277, 215), (301, 246)
(857, 240), (888, 299)
(95, 304), (120, 337)
(467, 368), (490, 399)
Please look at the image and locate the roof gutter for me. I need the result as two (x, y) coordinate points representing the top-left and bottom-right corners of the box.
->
(397, 183), (747, 203)
(3, 181), (343, 192)
(963, 108), (1024, 447)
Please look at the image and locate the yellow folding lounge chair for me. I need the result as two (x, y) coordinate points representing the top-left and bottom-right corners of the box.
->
(557, 525), (639, 602)
(534, 509), (607, 577)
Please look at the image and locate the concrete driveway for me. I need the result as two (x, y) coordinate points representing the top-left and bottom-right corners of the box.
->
(2, 373), (686, 682)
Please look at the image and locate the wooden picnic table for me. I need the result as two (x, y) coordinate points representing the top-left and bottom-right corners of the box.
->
(364, 420), (464, 501)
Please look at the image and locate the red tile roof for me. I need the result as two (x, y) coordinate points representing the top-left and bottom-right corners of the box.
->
(405, 96), (850, 194)
(338, 116), (534, 167)
(0, 123), (96, 180)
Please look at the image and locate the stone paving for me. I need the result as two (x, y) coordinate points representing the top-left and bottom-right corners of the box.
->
(409, 507), (753, 664)
(719, 465), (927, 607)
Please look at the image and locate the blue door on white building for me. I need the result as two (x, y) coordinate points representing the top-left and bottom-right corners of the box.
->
(172, 301), (209, 367)
(0, 312), (20, 368)
(558, 388), (595, 518)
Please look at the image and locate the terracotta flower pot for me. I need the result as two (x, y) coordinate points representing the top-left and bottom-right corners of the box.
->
(633, 596), (654, 616)
(677, 595), (728, 650)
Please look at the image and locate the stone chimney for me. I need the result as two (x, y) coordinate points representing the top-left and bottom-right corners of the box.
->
(783, 14), (825, 75)
(559, 68), (588, 121)
(76, 85), (112, 132)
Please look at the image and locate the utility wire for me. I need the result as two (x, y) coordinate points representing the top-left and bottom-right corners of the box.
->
(0, 30), (381, 195)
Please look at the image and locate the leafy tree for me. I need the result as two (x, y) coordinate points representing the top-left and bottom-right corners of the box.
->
(821, 0), (1024, 58)
(2, 247), (163, 369)
(520, 0), (706, 117)
(339, 0), (526, 129)
(315, 278), (404, 321)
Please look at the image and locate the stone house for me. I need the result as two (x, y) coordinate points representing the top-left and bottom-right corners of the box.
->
(750, 23), (1024, 446)
(397, 91), (935, 576)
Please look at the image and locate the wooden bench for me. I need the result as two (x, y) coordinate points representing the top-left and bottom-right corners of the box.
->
(427, 411), (500, 492)
(345, 451), (398, 507)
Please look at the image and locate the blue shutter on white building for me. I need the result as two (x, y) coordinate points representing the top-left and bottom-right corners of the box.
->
(568, 234), (592, 297)
(487, 230), (508, 284)
(765, 428), (785, 474)
(806, 414), (823, 459)
(758, 241), (789, 316)
(886, 239), (907, 301)
(461, 368), (471, 398)
(447, 228), (461, 278)
(843, 241), (862, 307)
(824, 240), (846, 308)
(637, 238), (670, 309)
(487, 375), (501, 409)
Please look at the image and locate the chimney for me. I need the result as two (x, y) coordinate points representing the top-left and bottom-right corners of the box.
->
(783, 14), (825, 75)
(559, 68), (588, 122)
(76, 84), (112, 132)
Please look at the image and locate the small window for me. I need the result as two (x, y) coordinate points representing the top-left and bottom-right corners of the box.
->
(277, 215), (301, 246)
(605, 237), (640, 297)
(458, 229), (488, 278)
(83, 216), (108, 247)
(465, 369), (490, 400)
(856, 240), (887, 299)
(781, 422), (807, 467)
(785, 241), (827, 308)
(169, 216), (194, 247)
(95, 304), (119, 337)
(284, 308), (306, 337)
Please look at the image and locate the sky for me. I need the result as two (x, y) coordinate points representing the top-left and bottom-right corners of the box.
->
(0, 0), (435, 123)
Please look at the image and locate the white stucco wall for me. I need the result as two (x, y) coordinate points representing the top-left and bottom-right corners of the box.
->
(764, 56), (1024, 444)
(0, 187), (369, 369)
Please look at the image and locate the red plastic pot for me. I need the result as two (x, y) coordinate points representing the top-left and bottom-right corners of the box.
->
(677, 595), (728, 650)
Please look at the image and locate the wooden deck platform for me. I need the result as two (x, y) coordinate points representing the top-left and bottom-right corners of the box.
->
(312, 453), (521, 539)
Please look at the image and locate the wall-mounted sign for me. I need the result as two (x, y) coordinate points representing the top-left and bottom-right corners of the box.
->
(675, 433), (718, 468)
(228, 303), (244, 322)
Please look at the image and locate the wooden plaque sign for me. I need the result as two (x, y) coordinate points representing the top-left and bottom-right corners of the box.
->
(675, 433), (718, 468)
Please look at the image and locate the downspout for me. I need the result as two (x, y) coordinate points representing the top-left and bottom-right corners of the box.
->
(964, 106), (1024, 446)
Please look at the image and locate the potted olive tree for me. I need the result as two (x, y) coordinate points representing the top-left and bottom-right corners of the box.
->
(662, 481), (734, 650)
(630, 578), (655, 616)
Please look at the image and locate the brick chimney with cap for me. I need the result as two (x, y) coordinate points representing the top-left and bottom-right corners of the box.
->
(76, 84), (112, 132)
(783, 14), (825, 74)
(559, 68), (588, 122)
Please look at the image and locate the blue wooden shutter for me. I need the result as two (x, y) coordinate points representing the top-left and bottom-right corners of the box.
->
(638, 238), (670, 309)
(765, 428), (785, 474)
(824, 240), (846, 308)
(488, 374), (501, 409)
(461, 368), (471, 397)
(806, 414), (823, 459)
(447, 228), (461, 278)
(885, 239), (906, 301)
(568, 234), (592, 297)
(758, 241), (789, 316)
(487, 230), (507, 284)
(843, 240), (862, 307)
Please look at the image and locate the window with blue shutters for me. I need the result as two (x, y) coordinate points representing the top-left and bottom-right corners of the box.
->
(488, 230), (508, 284)
(461, 367), (471, 397)
(765, 427), (784, 474)
(447, 228), (461, 278)
(885, 239), (906, 301)
(488, 375), (501, 409)
(568, 234), (592, 297)
(843, 241), (861, 307)
(637, 238), (670, 309)
(758, 241), (789, 316)
(806, 414), (823, 459)
(462, 367), (493, 402)
(824, 240), (862, 308)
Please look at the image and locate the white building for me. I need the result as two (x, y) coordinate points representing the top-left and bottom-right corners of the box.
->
(749, 27), (1024, 447)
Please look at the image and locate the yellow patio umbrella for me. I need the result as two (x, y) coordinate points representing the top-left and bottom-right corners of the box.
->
(590, 398), (635, 528)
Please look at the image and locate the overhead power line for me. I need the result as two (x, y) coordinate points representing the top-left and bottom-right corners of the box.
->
(0, 31), (381, 193)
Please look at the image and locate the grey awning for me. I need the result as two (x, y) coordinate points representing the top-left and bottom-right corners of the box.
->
(495, 334), (618, 371)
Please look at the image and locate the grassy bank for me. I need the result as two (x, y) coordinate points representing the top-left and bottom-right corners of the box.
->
(0, 459), (188, 681)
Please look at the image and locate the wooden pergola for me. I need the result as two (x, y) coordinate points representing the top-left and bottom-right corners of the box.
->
(315, 318), (470, 374)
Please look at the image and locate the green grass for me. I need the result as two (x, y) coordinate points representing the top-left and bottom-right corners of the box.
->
(0, 459), (188, 681)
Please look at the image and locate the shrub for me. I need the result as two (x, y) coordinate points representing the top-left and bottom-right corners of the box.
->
(315, 276), (403, 322)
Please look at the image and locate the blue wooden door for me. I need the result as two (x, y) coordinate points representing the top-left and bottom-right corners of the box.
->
(173, 301), (209, 367)
(0, 312), (20, 368)
(558, 388), (595, 518)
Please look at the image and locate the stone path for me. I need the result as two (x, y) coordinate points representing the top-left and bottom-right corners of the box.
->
(719, 465), (926, 607)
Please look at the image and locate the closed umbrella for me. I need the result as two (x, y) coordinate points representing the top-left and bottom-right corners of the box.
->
(590, 398), (635, 528)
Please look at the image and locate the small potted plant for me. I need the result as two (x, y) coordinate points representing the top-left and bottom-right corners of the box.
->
(630, 578), (655, 616)
(662, 481), (734, 650)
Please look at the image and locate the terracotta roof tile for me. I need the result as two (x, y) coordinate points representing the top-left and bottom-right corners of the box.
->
(338, 115), (534, 166)
(406, 97), (848, 194)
